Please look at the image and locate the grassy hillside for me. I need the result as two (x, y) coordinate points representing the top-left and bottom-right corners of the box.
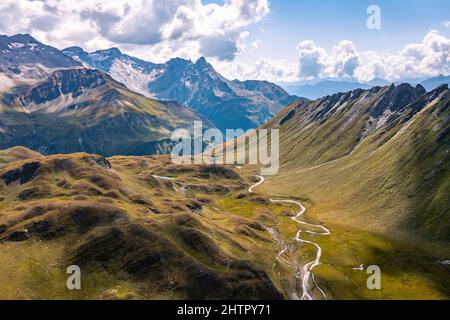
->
(0, 148), (304, 299)
(0, 145), (448, 300)
(239, 84), (450, 299)
(259, 84), (449, 244)
(0, 146), (42, 166)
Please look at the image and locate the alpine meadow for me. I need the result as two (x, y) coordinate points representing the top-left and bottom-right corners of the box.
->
(0, 0), (449, 303)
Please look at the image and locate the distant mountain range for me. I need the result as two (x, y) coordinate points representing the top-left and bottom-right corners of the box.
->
(0, 34), (81, 71)
(419, 75), (450, 91)
(281, 80), (381, 99)
(63, 46), (299, 132)
(0, 34), (83, 91)
(0, 33), (299, 156)
(1, 33), (448, 158)
(0, 34), (211, 156)
(281, 76), (450, 99)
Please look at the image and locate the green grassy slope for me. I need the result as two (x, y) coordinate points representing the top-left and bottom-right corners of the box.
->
(0, 146), (42, 166)
(241, 84), (450, 299)
(0, 149), (299, 299)
(1, 141), (448, 300)
(259, 84), (449, 245)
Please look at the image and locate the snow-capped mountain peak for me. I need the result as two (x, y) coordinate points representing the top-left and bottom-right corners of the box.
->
(62, 45), (300, 131)
(0, 34), (81, 70)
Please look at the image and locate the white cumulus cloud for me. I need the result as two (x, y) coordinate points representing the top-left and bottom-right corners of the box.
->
(296, 40), (328, 80)
(296, 39), (361, 80)
(0, 0), (269, 62)
(358, 30), (450, 81)
(295, 30), (450, 82)
(215, 58), (298, 83)
(210, 30), (450, 84)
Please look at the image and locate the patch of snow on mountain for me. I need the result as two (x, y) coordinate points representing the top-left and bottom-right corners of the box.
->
(0, 72), (15, 91)
(8, 42), (26, 49)
(147, 68), (165, 82)
(90, 52), (110, 62)
(45, 92), (76, 113)
(213, 89), (226, 98)
(11, 64), (63, 82)
(375, 109), (393, 130)
(109, 59), (155, 98)
(69, 55), (92, 68)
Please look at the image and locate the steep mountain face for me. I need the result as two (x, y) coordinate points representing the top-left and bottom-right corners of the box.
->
(63, 46), (158, 74)
(262, 83), (450, 244)
(0, 34), (81, 94)
(63, 47), (299, 131)
(0, 34), (81, 91)
(266, 83), (428, 168)
(63, 46), (160, 97)
(0, 34), (81, 72)
(146, 57), (298, 131)
(0, 68), (206, 156)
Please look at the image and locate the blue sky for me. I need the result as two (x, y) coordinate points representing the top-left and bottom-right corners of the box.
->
(238, 0), (450, 62)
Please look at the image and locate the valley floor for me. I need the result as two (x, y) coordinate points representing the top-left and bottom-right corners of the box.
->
(243, 165), (450, 300)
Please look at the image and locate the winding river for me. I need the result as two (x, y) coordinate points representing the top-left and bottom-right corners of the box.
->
(154, 173), (331, 300)
(249, 175), (331, 300)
